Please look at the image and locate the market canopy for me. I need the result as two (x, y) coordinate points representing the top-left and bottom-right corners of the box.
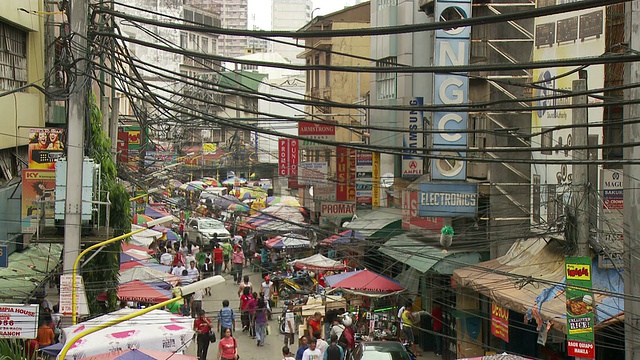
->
(57, 309), (194, 359)
(97, 280), (173, 304)
(78, 349), (196, 360)
(119, 264), (179, 286)
(121, 242), (154, 255)
(144, 206), (171, 219)
(129, 224), (164, 247)
(290, 253), (345, 271)
(119, 260), (170, 273)
(453, 237), (624, 334)
(328, 269), (405, 296)
(345, 208), (403, 237)
(0, 243), (63, 302)
(264, 233), (311, 249)
(321, 229), (365, 246)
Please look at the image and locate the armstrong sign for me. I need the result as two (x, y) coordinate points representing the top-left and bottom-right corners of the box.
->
(298, 121), (335, 150)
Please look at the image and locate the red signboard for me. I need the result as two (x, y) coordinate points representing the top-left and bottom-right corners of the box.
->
(336, 147), (355, 202)
(279, 138), (290, 176)
(568, 340), (596, 358)
(298, 121), (336, 138)
(290, 139), (299, 177)
(401, 189), (444, 230)
(491, 304), (509, 343)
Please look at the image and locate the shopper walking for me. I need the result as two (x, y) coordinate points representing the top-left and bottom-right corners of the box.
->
(217, 328), (238, 360)
(232, 245), (245, 284)
(218, 300), (236, 338)
(254, 298), (268, 346)
(194, 309), (213, 360)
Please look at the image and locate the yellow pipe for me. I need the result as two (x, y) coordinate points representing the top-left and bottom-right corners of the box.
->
(129, 193), (149, 202)
(61, 297), (182, 360)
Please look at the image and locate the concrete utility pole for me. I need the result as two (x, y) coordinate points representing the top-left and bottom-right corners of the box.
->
(110, 97), (120, 163)
(571, 77), (590, 257)
(624, 0), (640, 358)
(63, 0), (88, 275)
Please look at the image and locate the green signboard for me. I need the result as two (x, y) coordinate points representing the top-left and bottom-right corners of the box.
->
(565, 256), (596, 358)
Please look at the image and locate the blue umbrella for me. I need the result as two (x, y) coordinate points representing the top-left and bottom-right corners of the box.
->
(41, 343), (62, 357)
(325, 270), (364, 287)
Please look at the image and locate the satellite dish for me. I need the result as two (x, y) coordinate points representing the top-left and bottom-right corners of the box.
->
(381, 173), (394, 188)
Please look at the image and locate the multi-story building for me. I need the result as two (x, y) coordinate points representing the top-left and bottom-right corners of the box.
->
(272, 0), (312, 64)
(210, 0), (249, 58)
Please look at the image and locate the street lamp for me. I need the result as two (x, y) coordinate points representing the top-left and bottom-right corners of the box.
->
(60, 275), (225, 360)
(311, 7), (320, 19)
(71, 215), (174, 324)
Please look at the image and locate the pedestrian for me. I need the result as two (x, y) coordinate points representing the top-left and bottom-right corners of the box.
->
(302, 338), (321, 360)
(254, 298), (268, 346)
(217, 328), (238, 360)
(188, 260), (200, 282)
(295, 336), (309, 360)
(247, 292), (258, 338)
(324, 334), (343, 360)
(284, 301), (296, 347)
(192, 288), (204, 319)
(171, 261), (186, 277)
(203, 257), (213, 295)
(239, 287), (252, 333)
(237, 275), (253, 297)
(307, 312), (323, 339)
(222, 240), (233, 273)
(36, 315), (55, 347)
(432, 303), (444, 357)
(213, 244), (224, 276)
(166, 295), (182, 315)
(196, 247), (207, 271)
(194, 309), (213, 360)
(232, 245), (245, 284)
(402, 301), (420, 356)
(218, 300), (236, 338)
(282, 346), (295, 360)
(260, 275), (274, 318)
(179, 241), (189, 260)
(329, 319), (344, 342)
(160, 247), (173, 266)
(314, 331), (328, 359)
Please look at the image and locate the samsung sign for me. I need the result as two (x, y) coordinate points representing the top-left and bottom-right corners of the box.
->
(402, 98), (424, 177)
(431, 0), (471, 181)
(418, 183), (478, 217)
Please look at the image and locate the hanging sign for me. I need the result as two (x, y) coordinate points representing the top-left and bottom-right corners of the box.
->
(566, 256), (596, 358)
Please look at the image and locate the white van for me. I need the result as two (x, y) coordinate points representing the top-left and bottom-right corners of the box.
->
(200, 187), (228, 201)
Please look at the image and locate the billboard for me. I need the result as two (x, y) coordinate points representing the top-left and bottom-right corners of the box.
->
(565, 257), (596, 358)
(530, 1), (605, 229)
(431, 0), (471, 181)
(298, 162), (328, 185)
(402, 98), (424, 178)
(418, 183), (478, 217)
(21, 169), (56, 233)
(28, 128), (65, 169)
(0, 304), (39, 339)
(336, 146), (356, 202)
(278, 138), (298, 177)
(598, 169), (623, 268)
(356, 151), (374, 209)
(298, 121), (335, 150)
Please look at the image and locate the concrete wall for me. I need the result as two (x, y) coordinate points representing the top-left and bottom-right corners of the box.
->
(0, 0), (45, 150)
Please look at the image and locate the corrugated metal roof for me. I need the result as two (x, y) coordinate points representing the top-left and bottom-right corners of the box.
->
(0, 243), (62, 302)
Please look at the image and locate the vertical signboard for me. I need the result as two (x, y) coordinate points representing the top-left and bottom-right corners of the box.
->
(356, 150), (373, 209)
(531, 1), (605, 229)
(288, 139), (299, 189)
(0, 304), (39, 339)
(372, 152), (380, 208)
(21, 169), (56, 233)
(598, 169), (623, 268)
(491, 303), (509, 342)
(565, 257), (596, 358)
(336, 147), (356, 202)
(28, 128), (65, 169)
(402, 98), (424, 178)
(431, 0), (471, 181)
(59, 274), (90, 316)
(278, 138), (290, 176)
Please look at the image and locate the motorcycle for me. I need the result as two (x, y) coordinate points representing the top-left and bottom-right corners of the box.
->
(277, 270), (318, 299)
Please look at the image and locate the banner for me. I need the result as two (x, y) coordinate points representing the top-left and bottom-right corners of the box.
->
(21, 169), (56, 233)
(202, 143), (217, 154)
(0, 304), (39, 339)
(491, 304), (509, 342)
(402, 98), (424, 178)
(356, 151), (374, 209)
(566, 256), (596, 358)
(336, 147), (355, 202)
(59, 274), (90, 316)
(298, 162), (328, 185)
(28, 128), (65, 169)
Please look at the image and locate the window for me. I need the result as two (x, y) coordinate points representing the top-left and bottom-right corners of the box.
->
(376, 57), (397, 100)
(378, 0), (398, 8)
(180, 32), (187, 48)
(325, 53), (331, 87)
(314, 54), (320, 89)
(183, 9), (194, 22)
(0, 22), (28, 91)
(201, 37), (209, 53)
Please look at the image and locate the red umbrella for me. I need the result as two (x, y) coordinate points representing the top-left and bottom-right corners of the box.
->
(331, 269), (404, 293)
(96, 280), (173, 303)
(78, 348), (196, 360)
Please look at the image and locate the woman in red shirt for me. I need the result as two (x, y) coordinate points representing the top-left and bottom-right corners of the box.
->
(194, 309), (213, 360)
(217, 328), (238, 360)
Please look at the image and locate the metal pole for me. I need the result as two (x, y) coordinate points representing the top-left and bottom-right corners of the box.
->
(63, 0), (88, 277)
(624, 0), (640, 357)
(571, 78), (590, 257)
(110, 97), (120, 163)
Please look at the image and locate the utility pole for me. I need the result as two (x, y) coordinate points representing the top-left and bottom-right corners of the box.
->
(571, 77), (590, 257)
(110, 98), (120, 163)
(63, 0), (88, 275)
(624, 0), (640, 357)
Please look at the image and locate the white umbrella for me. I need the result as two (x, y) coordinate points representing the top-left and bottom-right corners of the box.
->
(129, 225), (163, 247)
(119, 266), (179, 286)
(59, 309), (193, 359)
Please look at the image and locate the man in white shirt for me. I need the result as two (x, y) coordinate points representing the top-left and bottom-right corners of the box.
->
(301, 338), (322, 360)
(284, 302), (296, 347)
(171, 262), (186, 277)
(261, 275), (275, 319)
(160, 247), (173, 266)
(187, 260), (200, 282)
(329, 319), (345, 341)
(313, 331), (328, 358)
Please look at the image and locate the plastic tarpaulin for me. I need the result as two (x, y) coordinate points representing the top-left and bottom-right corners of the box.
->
(96, 280), (172, 304)
(129, 224), (164, 247)
(329, 269), (404, 294)
(57, 309), (194, 359)
(78, 349), (196, 360)
(119, 265), (179, 286)
(289, 254), (345, 271)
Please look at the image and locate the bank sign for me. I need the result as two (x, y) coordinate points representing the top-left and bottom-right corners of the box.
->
(418, 183), (478, 217)
(431, 0), (471, 181)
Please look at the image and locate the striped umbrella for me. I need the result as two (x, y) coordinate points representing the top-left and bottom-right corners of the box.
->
(202, 178), (222, 187)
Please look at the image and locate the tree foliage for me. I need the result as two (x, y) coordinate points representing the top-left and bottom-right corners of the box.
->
(82, 94), (132, 314)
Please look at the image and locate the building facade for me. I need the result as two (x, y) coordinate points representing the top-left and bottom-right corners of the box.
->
(210, 0), (249, 58)
(272, 0), (313, 64)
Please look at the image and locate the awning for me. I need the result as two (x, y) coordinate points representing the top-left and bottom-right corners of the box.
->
(380, 233), (483, 274)
(453, 237), (624, 333)
(345, 208), (403, 237)
(0, 243), (63, 301)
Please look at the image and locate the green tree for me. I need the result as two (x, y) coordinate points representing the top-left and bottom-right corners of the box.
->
(82, 94), (132, 314)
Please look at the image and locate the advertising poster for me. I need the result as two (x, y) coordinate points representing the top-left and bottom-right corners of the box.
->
(21, 169), (56, 233)
(490, 303), (509, 342)
(598, 169), (623, 268)
(299, 162), (328, 185)
(28, 128), (65, 169)
(565, 256), (596, 358)
(336, 147), (355, 202)
(0, 304), (39, 339)
(356, 151), (373, 209)
(402, 98), (424, 178)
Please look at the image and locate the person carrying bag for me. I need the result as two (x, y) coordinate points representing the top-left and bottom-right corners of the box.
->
(217, 328), (239, 360)
(194, 309), (214, 360)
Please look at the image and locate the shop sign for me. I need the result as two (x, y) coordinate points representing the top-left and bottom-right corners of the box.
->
(59, 274), (90, 316)
(278, 138), (298, 177)
(336, 147), (355, 202)
(402, 189), (444, 230)
(0, 304), (39, 339)
(298, 162), (328, 185)
(598, 169), (623, 268)
(320, 202), (356, 217)
(356, 151), (374, 209)
(298, 121), (335, 150)
(418, 183), (478, 217)
(490, 303), (509, 342)
(401, 98), (424, 178)
(566, 256), (596, 358)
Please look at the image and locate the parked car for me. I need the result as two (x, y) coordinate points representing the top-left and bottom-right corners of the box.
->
(350, 341), (412, 360)
(184, 217), (231, 247)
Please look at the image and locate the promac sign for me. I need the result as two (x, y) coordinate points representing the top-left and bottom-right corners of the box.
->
(431, 0), (471, 181)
